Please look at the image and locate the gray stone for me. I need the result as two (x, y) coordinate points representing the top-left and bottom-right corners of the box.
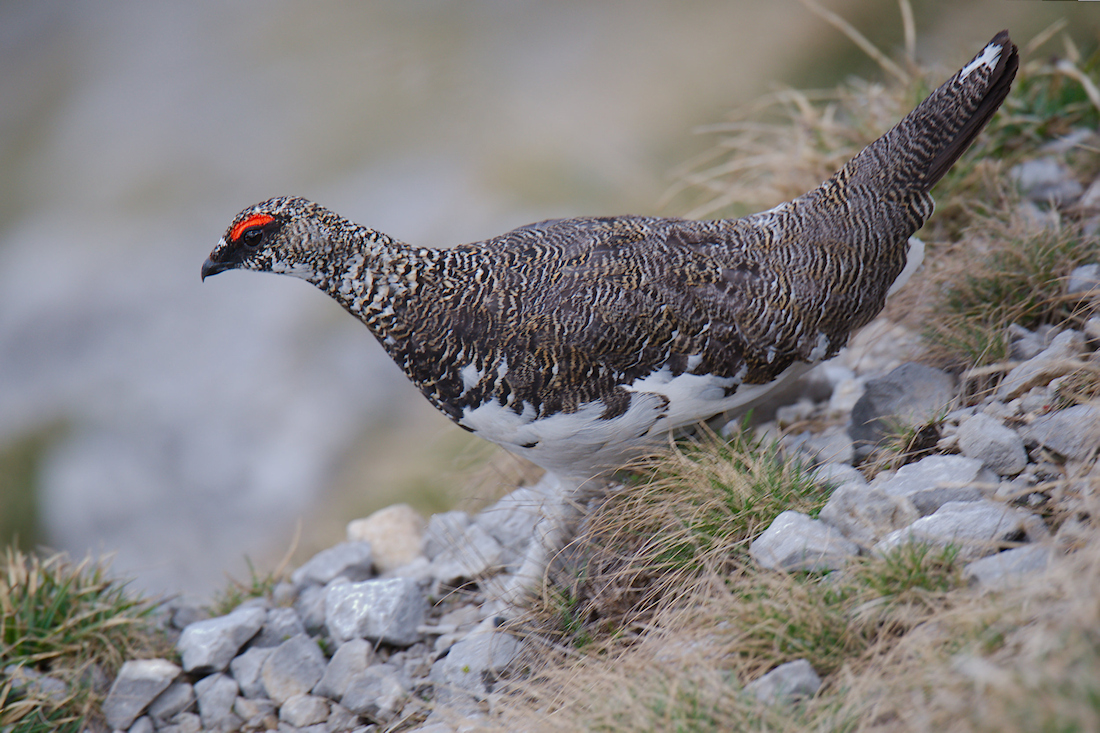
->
(430, 523), (505, 584)
(1021, 404), (1100, 462)
(325, 577), (427, 647)
(745, 659), (822, 704)
(819, 481), (918, 549)
(162, 711), (202, 733)
(229, 645), (273, 699)
(234, 697), (278, 728)
(296, 582), (330, 635)
(127, 715), (154, 733)
(1011, 156), (1084, 205)
(797, 425), (854, 466)
(430, 620), (522, 698)
(1008, 323), (1054, 361)
(3, 665), (68, 702)
(280, 694), (331, 727)
(324, 703), (361, 732)
(474, 478), (555, 564)
(1066, 263), (1100, 297)
(964, 544), (1052, 588)
(422, 510), (472, 560)
(347, 503), (425, 574)
(874, 500), (1047, 561)
(194, 673), (240, 732)
(878, 454), (989, 515)
(999, 330), (1084, 400)
(147, 680), (195, 722)
(103, 658), (181, 731)
(849, 363), (955, 460)
(177, 604), (266, 673)
(749, 511), (860, 572)
(341, 664), (407, 722)
(168, 599), (208, 631)
(957, 413), (1028, 476)
(313, 637), (375, 701)
(261, 634), (329, 705)
(253, 606), (308, 648)
(814, 462), (866, 492)
(292, 542), (374, 588)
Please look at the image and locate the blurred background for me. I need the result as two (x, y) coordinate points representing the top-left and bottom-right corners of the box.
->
(1, 0), (1096, 598)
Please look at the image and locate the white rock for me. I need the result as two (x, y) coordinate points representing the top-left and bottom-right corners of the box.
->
(819, 481), (917, 549)
(228, 646), (273, 699)
(177, 604), (266, 673)
(193, 673), (240, 732)
(103, 659), (181, 731)
(431, 522), (505, 584)
(964, 544), (1052, 589)
(147, 679), (195, 723)
(1066, 263), (1100, 297)
(347, 503), (426, 574)
(874, 500), (1047, 561)
(749, 511), (860, 572)
(1020, 404), (1100, 462)
(997, 330), (1084, 400)
(260, 634), (328, 705)
(745, 659), (822, 704)
(291, 542), (374, 588)
(422, 510), (472, 560)
(280, 693), (331, 727)
(957, 413), (1028, 476)
(325, 577), (427, 647)
(313, 637), (374, 701)
(877, 454), (990, 515)
(430, 619), (522, 698)
(341, 664), (407, 722)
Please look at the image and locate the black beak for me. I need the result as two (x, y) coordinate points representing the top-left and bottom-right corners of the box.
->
(201, 257), (232, 281)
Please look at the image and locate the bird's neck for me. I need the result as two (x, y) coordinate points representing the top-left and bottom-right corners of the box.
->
(306, 222), (425, 330)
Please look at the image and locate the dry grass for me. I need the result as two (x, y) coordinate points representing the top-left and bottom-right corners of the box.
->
(0, 548), (170, 733)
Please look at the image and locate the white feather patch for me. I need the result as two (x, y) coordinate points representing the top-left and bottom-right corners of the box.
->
(959, 41), (1002, 81)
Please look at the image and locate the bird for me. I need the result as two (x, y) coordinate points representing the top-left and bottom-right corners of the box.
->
(203, 31), (1017, 601)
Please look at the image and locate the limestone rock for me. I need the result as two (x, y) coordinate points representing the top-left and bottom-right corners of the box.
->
(875, 500), (1047, 561)
(877, 454), (990, 516)
(260, 634), (328, 705)
(849, 363), (955, 460)
(177, 604), (266, 673)
(325, 577), (427, 647)
(291, 542), (374, 588)
(193, 672), (240, 732)
(957, 412), (1028, 476)
(313, 637), (375, 701)
(964, 544), (1052, 588)
(1020, 404), (1100, 462)
(745, 659), (822, 704)
(347, 503), (426, 574)
(103, 659), (181, 731)
(280, 693), (331, 727)
(749, 511), (860, 572)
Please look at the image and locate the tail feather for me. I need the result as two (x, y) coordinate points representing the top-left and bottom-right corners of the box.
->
(848, 30), (1018, 195)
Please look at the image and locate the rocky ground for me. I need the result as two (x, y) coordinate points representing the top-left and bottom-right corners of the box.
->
(71, 243), (1100, 732)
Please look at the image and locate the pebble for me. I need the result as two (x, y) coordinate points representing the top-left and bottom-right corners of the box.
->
(874, 500), (1047, 561)
(313, 638), (375, 700)
(819, 478), (917, 549)
(997, 330), (1084, 400)
(147, 679), (196, 723)
(341, 664), (407, 722)
(253, 606), (309, 648)
(1020, 404), (1100, 462)
(876, 454), (990, 516)
(957, 413), (1028, 476)
(1066, 263), (1100, 297)
(422, 510), (473, 560)
(848, 363), (955, 460)
(1010, 156), (1084, 205)
(431, 523), (505, 584)
(347, 503), (426, 574)
(745, 659), (822, 704)
(193, 672), (240, 731)
(177, 604), (266, 673)
(749, 511), (860, 572)
(261, 634), (329, 705)
(291, 542), (375, 588)
(103, 659), (182, 731)
(326, 577), (427, 647)
(279, 694), (331, 727)
(430, 619), (523, 699)
(964, 544), (1052, 589)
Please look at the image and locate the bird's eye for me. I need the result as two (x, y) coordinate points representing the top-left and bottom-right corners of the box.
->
(241, 227), (264, 248)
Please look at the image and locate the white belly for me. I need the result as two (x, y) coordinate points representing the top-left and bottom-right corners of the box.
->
(458, 360), (810, 480)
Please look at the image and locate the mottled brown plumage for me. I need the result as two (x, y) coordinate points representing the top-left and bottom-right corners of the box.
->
(204, 32), (1017, 597)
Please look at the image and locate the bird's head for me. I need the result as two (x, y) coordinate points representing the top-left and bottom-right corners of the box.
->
(202, 196), (333, 282)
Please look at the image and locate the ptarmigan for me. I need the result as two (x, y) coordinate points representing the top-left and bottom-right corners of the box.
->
(203, 31), (1018, 600)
